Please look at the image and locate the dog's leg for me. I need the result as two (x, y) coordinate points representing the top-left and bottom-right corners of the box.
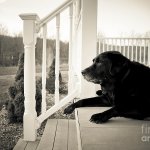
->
(90, 107), (118, 124)
(64, 95), (112, 114)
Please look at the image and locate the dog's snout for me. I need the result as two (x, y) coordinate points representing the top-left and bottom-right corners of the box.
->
(81, 70), (86, 76)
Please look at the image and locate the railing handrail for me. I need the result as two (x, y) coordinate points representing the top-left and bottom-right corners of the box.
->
(97, 37), (150, 66)
(39, 0), (74, 28)
(36, 85), (79, 127)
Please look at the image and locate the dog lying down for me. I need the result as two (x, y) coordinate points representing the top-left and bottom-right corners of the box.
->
(64, 51), (150, 124)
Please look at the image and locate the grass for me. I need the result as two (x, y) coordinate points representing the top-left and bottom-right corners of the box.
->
(0, 75), (15, 110)
(0, 66), (17, 76)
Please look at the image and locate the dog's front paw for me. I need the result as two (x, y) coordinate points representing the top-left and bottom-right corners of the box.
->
(64, 104), (76, 115)
(90, 113), (109, 124)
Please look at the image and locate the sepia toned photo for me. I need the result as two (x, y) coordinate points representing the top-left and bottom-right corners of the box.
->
(0, 0), (150, 150)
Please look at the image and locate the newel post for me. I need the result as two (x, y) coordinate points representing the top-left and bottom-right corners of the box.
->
(19, 14), (39, 141)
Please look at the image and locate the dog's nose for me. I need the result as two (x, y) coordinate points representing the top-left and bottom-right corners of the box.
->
(81, 70), (86, 76)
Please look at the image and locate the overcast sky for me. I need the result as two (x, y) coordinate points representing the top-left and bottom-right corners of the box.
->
(99, 0), (150, 37)
(0, 0), (150, 39)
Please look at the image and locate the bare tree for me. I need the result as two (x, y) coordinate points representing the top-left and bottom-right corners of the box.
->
(0, 24), (8, 35)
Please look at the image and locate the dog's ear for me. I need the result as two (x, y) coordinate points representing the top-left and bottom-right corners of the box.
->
(109, 53), (129, 76)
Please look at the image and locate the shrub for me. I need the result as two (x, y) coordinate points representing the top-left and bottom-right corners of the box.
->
(46, 58), (68, 94)
(6, 53), (42, 123)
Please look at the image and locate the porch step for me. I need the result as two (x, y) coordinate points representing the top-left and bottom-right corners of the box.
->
(13, 119), (78, 150)
(76, 107), (150, 150)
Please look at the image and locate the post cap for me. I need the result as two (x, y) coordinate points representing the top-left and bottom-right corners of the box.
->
(19, 13), (40, 21)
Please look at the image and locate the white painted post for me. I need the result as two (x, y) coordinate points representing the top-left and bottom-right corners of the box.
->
(68, 4), (74, 94)
(19, 14), (39, 141)
(42, 24), (47, 114)
(55, 14), (60, 104)
(80, 0), (97, 98)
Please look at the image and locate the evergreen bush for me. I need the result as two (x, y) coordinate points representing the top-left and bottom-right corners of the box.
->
(6, 53), (42, 123)
(46, 58), (68, 94)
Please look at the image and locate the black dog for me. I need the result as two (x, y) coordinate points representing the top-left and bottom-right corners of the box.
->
(64, 51), (150, 123)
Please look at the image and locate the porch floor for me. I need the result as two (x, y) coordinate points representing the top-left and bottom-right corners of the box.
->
(13, 119), (78, 150)
(76, 107), (150, 150)
(14, 107), (150, 150)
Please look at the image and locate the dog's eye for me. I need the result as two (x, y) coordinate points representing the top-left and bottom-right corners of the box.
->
(96, 59), (102, 64)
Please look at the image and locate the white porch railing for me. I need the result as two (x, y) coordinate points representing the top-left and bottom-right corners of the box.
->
(98, 37), (150, 66)
(19, 0), (82, 141)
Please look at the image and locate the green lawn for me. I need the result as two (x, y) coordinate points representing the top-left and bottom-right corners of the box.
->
(0, 75), (14, 110)
(0, 66), (17, 76)
(0, 67), (16, 110)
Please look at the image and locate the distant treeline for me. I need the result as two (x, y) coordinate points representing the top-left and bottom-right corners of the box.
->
(0, 35), (69, 66)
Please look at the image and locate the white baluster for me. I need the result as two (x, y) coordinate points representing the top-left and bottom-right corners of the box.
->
(131, 39), (134, 61)
(98, 38), (101, 54)
(123, 39), (126, 56)
(143, 39), (146, 65)
(68, 4), (73, 94)
(119, 39), (122, 53)
(139, 40), (142, 63)
(111, 39), (113, 50)
(127, 39), (130, 59)
(103, 39), (105, 52)
(107, 39), (109, 51)
(55, 14), (60, 104)
(19, 14), (39, 141)
(115, 39), (117, 51)
(42, 24), (47, 113)
(136, 40), (138, 62)
(148, 39), (150, 66)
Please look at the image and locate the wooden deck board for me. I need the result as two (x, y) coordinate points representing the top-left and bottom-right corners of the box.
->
(14, 119), (78, 150)
(25, 138), (40, 150)
(76, 107), (150, 150)
(68, 120), (78, 150)
(37, 119), (58, 150)
(53, 119), (68, 150)
(13, 138), (27, 150)
(82, 144), (150, 150)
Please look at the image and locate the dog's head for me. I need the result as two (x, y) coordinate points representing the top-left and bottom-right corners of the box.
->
(82, 51), (130, 84)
